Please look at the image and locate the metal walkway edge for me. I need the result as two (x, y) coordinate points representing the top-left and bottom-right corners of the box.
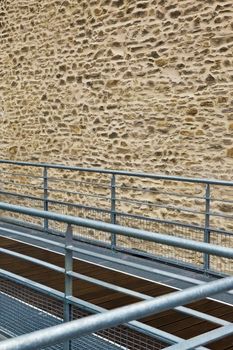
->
(1, 222), (233, 349)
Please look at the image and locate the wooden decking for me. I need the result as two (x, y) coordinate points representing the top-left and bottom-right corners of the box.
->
(1, 236), (233, 349)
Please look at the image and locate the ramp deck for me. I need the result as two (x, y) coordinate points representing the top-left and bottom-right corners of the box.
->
(1, 225), (233, 349)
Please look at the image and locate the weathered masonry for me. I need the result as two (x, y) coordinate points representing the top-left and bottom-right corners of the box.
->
(0, 1), (233, 178)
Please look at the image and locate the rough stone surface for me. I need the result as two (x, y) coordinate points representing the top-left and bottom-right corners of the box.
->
(0, 0), (233, 179)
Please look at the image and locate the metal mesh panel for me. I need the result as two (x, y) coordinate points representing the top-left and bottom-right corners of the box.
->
(210, 231), (233, 274)
(72, 306), (166, 350)
(115, 178), (206, 227)
(0, 290), (122, 350)
(0, 193), (44, 227)
(116, 215), (204, 267)
(0, 278), (63, 350)
(0, 165), (44, 227)
(0, 291), (62, 341)
(210, 186), (233, 235)
(47, 203), (112, 244)
(47, 169), (111, 204)
(0, 278), (167, 350)
(97, 326), (166, 350)
(0, 279), (64, 319)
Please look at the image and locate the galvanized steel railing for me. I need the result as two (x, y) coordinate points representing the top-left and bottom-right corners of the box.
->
(2, 278), (233, 350)
(0, 159), (233, 274)
(1, 203), (233, 349)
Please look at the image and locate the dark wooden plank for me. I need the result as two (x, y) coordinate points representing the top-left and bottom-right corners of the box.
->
(209, 334), (233, 350)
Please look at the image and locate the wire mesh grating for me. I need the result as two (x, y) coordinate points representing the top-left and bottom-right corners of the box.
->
(0, 278), (167, 350)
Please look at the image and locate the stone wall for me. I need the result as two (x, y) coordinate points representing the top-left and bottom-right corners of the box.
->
(0, 0), (233, 179)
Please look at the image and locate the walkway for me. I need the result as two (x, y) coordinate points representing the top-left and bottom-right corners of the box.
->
(1, 222), (233, 349)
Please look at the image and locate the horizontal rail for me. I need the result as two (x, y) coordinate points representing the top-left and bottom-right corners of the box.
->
(0, 227), (65, 249)
(0, 225), (203, 286)
(70, 245), (233, 296)
(0, 170), (43, 180)
(0, 190), (206, 229)
(0, 247), (65, 273)
(1, 159), (233, 186)
(0, 180), (43, 190)
(2, 191), (233, 236)
(116, 196), (206, 215)
(1, 276), (233, 350)
(48, 187), (110, 200)
(115, 184), (205, 200)
(117, 211), (233, 236)
(1, 202), (233, 259)
(0, 269), (64, 301)
(2, 190), (233, 235)
(0, 190), (45, 203)
(48, 176), (110, 188)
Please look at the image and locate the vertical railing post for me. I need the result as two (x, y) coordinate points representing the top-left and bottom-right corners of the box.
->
(111, 174), (116, 250)
(43, 166), (49, 231)
(64, 224), (73, 350)
(204, 184), (211, 272)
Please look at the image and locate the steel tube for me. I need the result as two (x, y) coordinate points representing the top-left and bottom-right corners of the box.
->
(0, 179), (42, 190)
(0, 247), (65, 273)
(0, 227), (65, 249)
(1, 202), (233, 259)
(71, 246), (233, 297)
(69, 271), (148, 299)
(1, 159), (233, 186)
(64, 224), (73, 350)
(1, 276), (233, 350)
(43, 166), (49, 231)
(110, 173), (116, 249)
(1, 193), (232, 236)
(0, 190), (44, 202)
(204, 184), (211, 270)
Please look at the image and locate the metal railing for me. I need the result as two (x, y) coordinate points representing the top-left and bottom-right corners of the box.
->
(2, 279), (233, 350)
(0, 159), (233, 275)
(1, 202), (233, 349)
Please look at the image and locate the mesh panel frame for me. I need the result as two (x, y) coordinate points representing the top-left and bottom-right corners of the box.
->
(0, 277), (167, 350)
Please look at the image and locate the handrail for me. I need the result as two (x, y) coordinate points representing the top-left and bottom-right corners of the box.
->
(0, 247), (65, 273)
(1, 201), (233, 259)
(2, 276), (233, 350)
(1, 159), (233, 273)
(0, 159), (233, 186)
(2, 189), (233, 236)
